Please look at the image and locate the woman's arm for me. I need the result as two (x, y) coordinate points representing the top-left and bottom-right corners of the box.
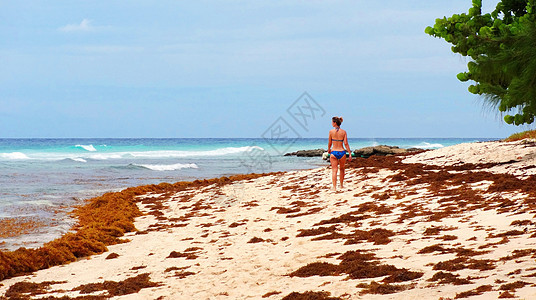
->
(328, 131), (332, 153)
(344, 132), (351, 160)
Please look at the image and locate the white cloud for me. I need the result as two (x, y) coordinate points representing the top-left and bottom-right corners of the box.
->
(58, 19), (94, 32)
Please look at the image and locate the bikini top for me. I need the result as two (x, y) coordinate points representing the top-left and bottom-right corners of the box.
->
(332, 127), (344, 142)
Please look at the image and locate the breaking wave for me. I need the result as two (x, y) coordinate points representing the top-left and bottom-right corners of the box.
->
(75, 144), (97, 152)
(0, 146), (264, 161)
(0, 152), (29, 160)
(133, 163), (199, 171)
(64, 158), (88, 163)
(413, 142), (444, 149)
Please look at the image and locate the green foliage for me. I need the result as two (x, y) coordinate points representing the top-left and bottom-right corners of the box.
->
(426, 0), (536, 125)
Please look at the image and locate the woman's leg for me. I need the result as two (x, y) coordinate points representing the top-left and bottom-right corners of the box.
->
(339, 155), (346, 189)
(330, 155), (338, 190)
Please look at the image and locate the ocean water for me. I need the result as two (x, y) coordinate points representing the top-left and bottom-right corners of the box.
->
(0, 137), (496, 250)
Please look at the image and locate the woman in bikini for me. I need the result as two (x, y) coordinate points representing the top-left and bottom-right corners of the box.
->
(328, 116), (351, 191)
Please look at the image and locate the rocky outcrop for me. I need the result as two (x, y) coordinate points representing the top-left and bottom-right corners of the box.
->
(353, 145), (422, 158)
(284, 149), (326, 157)
(286, 146), (423, 159)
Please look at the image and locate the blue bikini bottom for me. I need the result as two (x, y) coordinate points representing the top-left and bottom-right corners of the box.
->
(331, 150), (346, 159)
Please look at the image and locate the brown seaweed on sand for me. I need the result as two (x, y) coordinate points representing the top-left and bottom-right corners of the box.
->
(105, 253), (119, 260)
(262, 291), (282, 298)
(498, 291), (516, 298)
(499, 280), (529, 291)
(3, 280), (67, 299)
(433, 257), (495, 271)
(500, 249), (536, 261)
(73, 273), (159, 296)
(454, 284), (493, 298)
(228, 222), (245, 228)
(289, 250), (422, 284)
(167, 247), (202, 260)
(296, 225), (338, 237)
(427, 271), (473, 285)
(382, 269), (424, 283)
(356, 281), (412, 295)
(248, 237), (266, 243)
(418, 244), (490, 257)
(288, 262), (341, 277)
(281, 290), (342, 300)
(172, 270), (196, 279)
(309, 227), (396, 245)
(437, 234), (458, 241)
(314, 211), (367, 226)
(423, 226), (457, 236)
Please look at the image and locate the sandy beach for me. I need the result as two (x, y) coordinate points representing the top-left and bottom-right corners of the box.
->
(1, 140), (536, 299)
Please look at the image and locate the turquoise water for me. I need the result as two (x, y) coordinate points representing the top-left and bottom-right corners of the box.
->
(0, 137), (496, 249)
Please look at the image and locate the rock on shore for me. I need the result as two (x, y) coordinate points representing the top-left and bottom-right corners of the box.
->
(353, 145), (422, 158)
(285, 145), (422, 159)
(284, 149), (325, 157)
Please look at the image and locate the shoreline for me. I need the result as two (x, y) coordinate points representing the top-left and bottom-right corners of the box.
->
(0, 173), (279, 280)
(0, 137), (494, 251)
(1, 140), (536, 299)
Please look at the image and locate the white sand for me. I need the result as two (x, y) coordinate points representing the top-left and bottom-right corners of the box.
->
(403, 140), (536, 178)
(1, 140), (536, 299)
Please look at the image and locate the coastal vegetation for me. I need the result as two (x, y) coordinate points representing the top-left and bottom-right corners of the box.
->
(426, 0), (536, 125)
(505, 129), (536, 141)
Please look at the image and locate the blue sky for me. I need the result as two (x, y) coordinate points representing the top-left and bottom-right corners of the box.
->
(0, 0), (528, 138)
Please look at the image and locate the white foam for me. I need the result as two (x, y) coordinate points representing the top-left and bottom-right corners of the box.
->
(0, 152), (29, 160)
(413, 142), (444, 149)
(126, 146), (264, 159)
(0, 146), (264, 161)
(135, 163), (199, 171)
(89, 153), (123, 160)
(70, 158), (87, 163)
(75, 144), (97, 152)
